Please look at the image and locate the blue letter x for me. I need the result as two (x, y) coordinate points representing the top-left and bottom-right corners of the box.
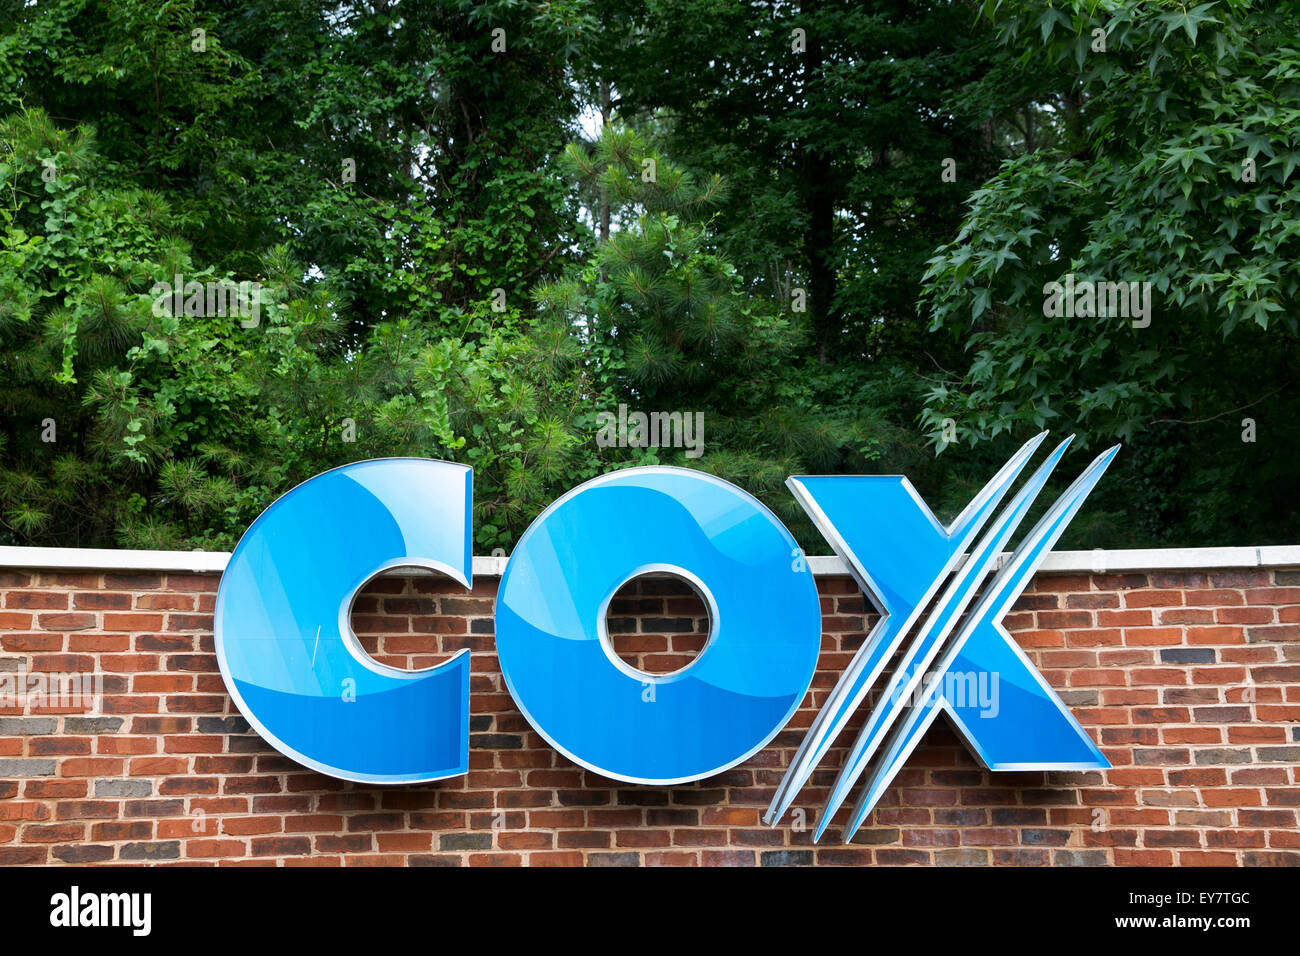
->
(766, 434), (1117, 841)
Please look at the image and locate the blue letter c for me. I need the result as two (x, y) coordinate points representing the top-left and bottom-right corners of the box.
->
(215, 458), (472, 783)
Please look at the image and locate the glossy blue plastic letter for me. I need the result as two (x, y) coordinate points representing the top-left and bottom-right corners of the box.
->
(495, 467), (822, 784)
(214, 458), (472, 783)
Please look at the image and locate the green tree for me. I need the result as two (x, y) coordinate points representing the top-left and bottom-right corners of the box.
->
(922, 0), (1300, 544)
(594, 0), (1027, 363)
(0, 107), (605, 551)
(533, 125), (867, 534)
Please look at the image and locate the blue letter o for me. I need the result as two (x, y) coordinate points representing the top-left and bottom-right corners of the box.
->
(495, 467), (821, 783)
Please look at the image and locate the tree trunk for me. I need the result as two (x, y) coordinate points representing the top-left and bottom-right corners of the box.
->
(802, 14), (836, 361)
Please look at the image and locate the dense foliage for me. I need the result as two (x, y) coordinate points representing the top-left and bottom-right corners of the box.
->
(922, 0), (1300, 543)
(0, 0), (1295, 552)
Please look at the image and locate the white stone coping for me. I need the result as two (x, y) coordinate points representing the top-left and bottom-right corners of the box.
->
(0, 545), (1297, 577)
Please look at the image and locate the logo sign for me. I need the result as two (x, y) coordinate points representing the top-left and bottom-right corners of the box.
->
(214, 433), (1116, 840)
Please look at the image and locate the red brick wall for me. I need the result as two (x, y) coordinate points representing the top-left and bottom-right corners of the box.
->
(1, 564), (1297, 866)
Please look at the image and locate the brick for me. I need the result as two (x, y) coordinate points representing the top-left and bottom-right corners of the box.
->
(186, 839), (247, 858)
(63, 716), (124, 734)
(1124, 591), (1182, 608)
(1258, 746), (1300, 763)
(1160, 648), (1215, 665)
(6, 593), (67, 610)
(935, 848), (990, 865)
(1194, 748), (1253, 765)
(252, 837), (311, 856)
(1052, 849), (1109, 866)
(91, 821), (152, 841)
(760, 850), (814, 866)
(0, 717), (58, 735)
(102, 613), (165, 632)
(440, 832), (492, 851)
(51, 844), (115, 863)
(120, 841), (181, 860)
(2, 634), (63, 652)
(35, 613), (96, 631)
(0, 759), (56, 777)
(24, 823), (86, 842)
(72, 592), (131, 610)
